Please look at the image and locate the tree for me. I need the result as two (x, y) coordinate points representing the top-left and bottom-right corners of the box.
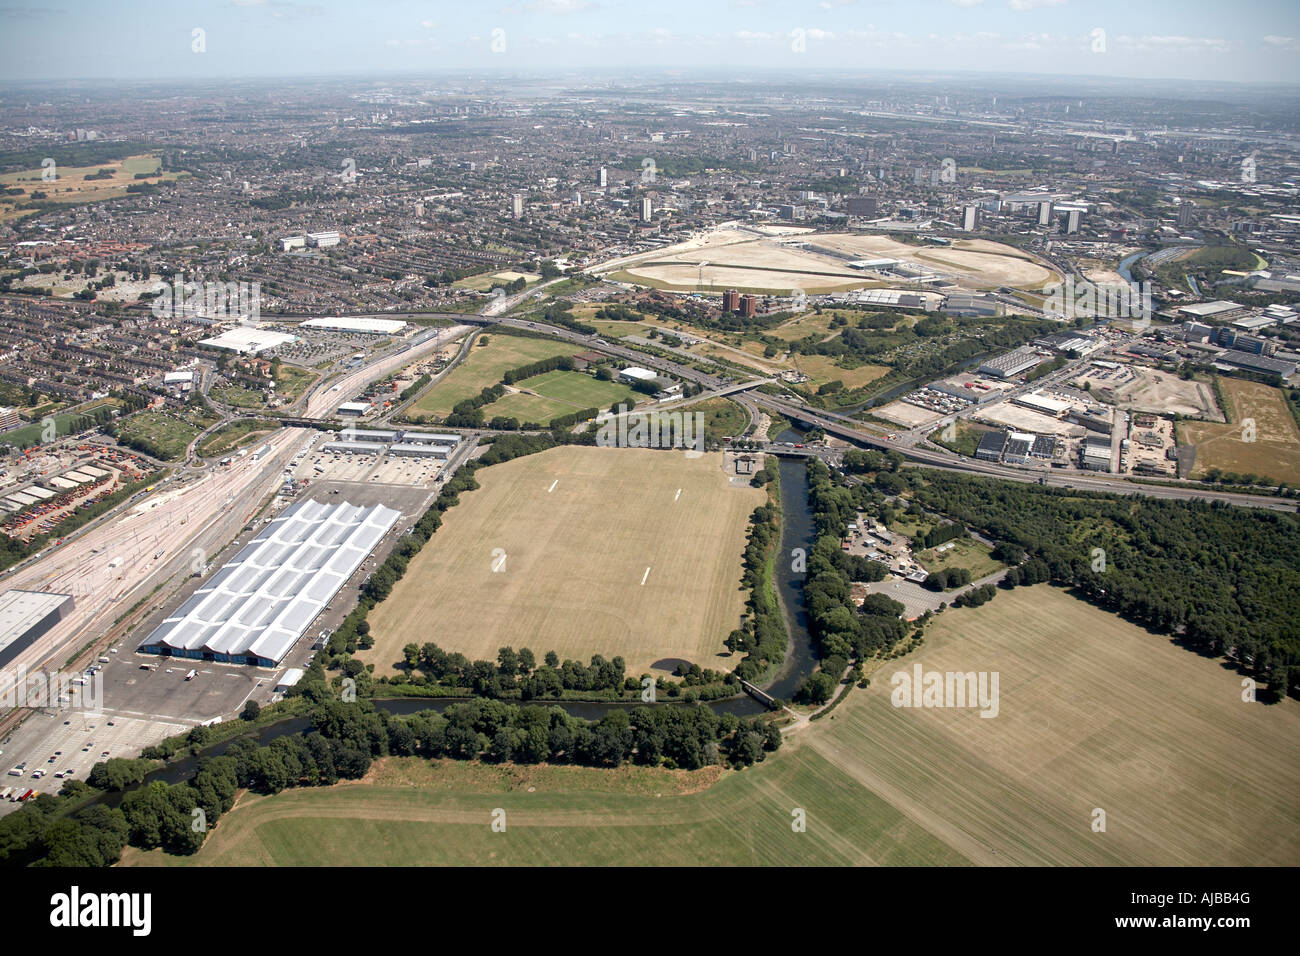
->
(240, 699), (261, 721)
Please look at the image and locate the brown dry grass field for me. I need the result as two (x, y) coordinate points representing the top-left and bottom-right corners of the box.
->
(123, 585), (1299, 867)
(813, 584), (1300, 865)
(362, 446), (764, 677)
(0, 154), (183, 222)
(1179, 377), (1300, 484)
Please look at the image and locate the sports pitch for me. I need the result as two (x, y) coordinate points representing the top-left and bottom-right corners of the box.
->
(363, 446), (764, 677)
(125, 585), (1298, 867)
(406, 335), (580, 420)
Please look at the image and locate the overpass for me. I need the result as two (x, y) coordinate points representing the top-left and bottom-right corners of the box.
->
(263, 309), (1294, 513)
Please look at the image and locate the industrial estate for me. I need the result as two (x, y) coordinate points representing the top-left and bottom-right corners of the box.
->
(0, 2), (1295, 899)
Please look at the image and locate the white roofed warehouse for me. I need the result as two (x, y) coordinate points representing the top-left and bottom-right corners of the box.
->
(300, 317), (408, 335)
(138, 498), (400, 667)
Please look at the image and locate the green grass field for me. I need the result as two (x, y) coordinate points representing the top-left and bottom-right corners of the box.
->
(407, 335), (580, 420)
(525, 369), (639, 407)
(120, 743), (966, 867)
(362, 445), (763, 678)
(121, 585), (1300, 867)
(0, 399), (120, 448)
(913, 537), (1002, 579)
(479, 392), (570, 424)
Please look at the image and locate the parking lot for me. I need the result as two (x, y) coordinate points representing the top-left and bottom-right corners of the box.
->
(290, 446), (445, 488)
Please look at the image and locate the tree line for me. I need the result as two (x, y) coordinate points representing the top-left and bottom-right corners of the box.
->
(0, 695), (781, 865)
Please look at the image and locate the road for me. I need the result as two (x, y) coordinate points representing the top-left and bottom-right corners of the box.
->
(300, 324), (473, 419)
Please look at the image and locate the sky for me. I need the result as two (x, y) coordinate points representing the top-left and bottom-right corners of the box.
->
(0, 0), (1297, 84)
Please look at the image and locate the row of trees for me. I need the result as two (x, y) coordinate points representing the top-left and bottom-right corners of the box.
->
(730, 501), (787, 684)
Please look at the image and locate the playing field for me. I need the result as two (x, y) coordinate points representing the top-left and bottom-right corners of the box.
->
(407, 335), (580, 420)
(1179, 377), (1300, 484)
(483, 368), (640, 424)
(125, 584), (1299, 867)
(362, 446), (764, 677)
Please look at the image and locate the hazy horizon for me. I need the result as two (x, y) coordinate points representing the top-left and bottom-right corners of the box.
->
(1, 0), (1297, 85)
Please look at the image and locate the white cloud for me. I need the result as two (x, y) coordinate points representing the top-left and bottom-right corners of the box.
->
(1263, 35), (1299, 51)
(1008, 0), (1067, 10)
(520, 0), (595, 13)
(1115, 34), (1231, 54)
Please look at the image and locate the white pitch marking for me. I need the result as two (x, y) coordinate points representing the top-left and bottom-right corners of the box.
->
(640, 566), (651, 586)
(674, 488), (681, 502)
(547, 480), (558, 493)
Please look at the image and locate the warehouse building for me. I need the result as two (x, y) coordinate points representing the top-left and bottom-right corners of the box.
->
(397, 430), (460, 446)
(1003, 431), (1035, 464)
(338, 428), (398, 443)
(199, 327), (296, 355)
(979, 347), (1044, 378)
(619, 366), (659, 385)
(942, 293), (999, 318)
(975, 430), (1008, 462)
(1177, 300), (1244, 321)
(1013, 391), (1073, 419)
(300, 317), (408, 335)
(389, 442), (453, 459)
(1081, 435), (1112, 472)
(1214, 352), (1296, 380)
(337, 401), (373, 417)
(0, 590), (75, 669)
(321, 440), (387, 455)
(1031, 435), (1057, 459)
(138, 499), (401, 667)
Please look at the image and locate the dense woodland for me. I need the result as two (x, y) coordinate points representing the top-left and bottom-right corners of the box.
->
(910, 470), (1300, 694)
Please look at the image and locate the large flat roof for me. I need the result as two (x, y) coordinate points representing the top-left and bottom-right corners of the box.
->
(300, 317), (407, 335)
(200, 327), (297, 355)
(0, 589), (73, 652)
(141, 498), (400, 665)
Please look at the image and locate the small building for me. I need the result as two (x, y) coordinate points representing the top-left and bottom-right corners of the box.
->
(975, 430), (1008, 462)
(274, 668), (305, 693)
(619, 366), (659, 386)
(337, 401), (373, 417)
